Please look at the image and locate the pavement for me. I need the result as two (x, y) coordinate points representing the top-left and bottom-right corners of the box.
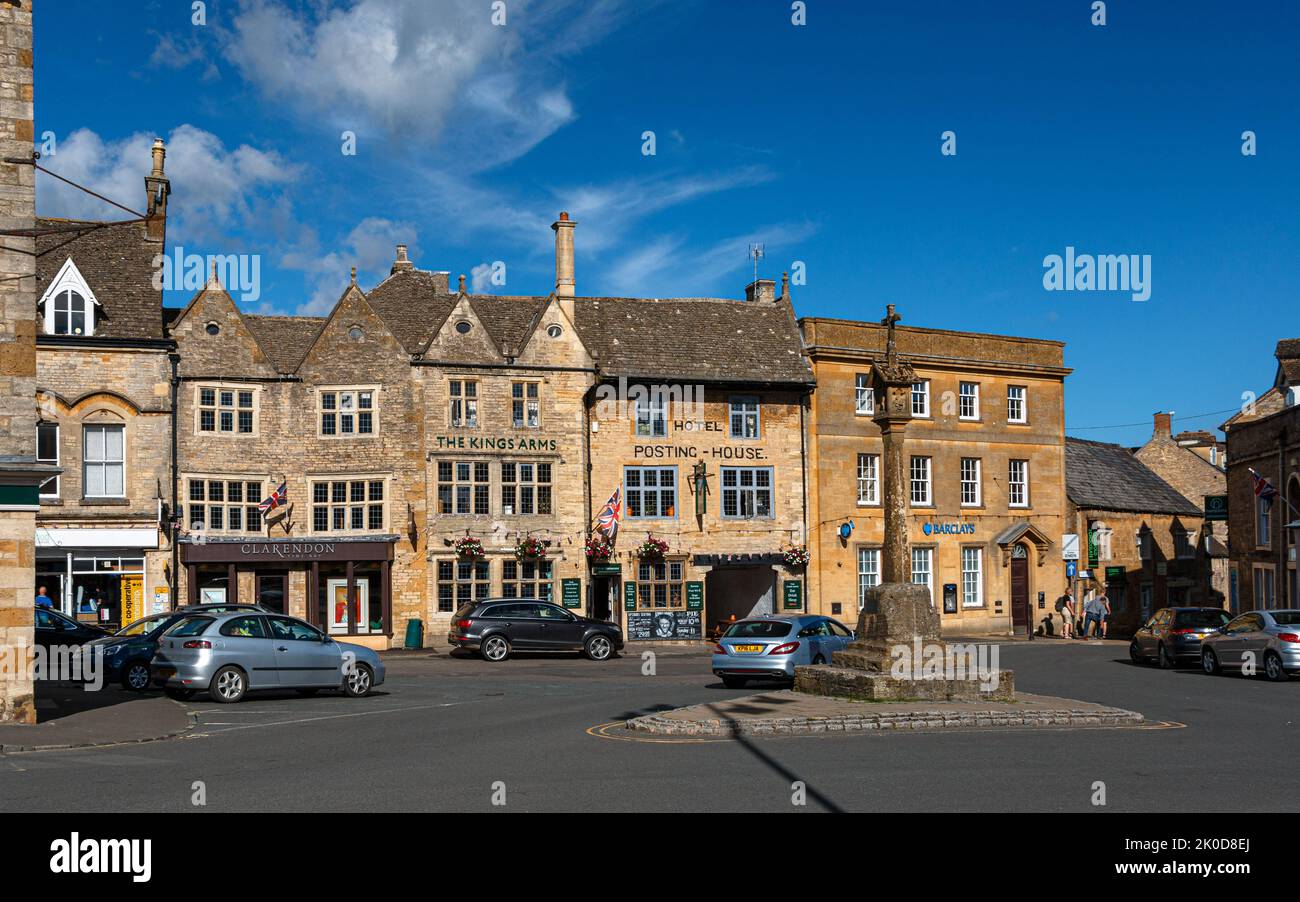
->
(0, 682), (193, 752)
(0, 640), (1296, 812)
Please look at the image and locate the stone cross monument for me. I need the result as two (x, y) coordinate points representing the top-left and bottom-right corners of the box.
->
(871, 305), (919, 584)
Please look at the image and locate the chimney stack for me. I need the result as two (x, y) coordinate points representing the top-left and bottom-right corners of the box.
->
(552, 212), (576, 299)
(1153, 411), (1172, 437)
(745, 279), (776, 303)
(144, 138), (170, 242)
(391, 244), (414, 274)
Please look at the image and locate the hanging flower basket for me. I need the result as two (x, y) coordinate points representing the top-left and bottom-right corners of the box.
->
(636, 535), (670, 560)
(453, 536), (485, 560)
(783, 545), (810, 569)
(515, 536), (548, 559)
(585, 535), (613, 562)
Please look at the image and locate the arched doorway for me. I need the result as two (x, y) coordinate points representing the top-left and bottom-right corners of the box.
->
(1010, 543), (1031, 631)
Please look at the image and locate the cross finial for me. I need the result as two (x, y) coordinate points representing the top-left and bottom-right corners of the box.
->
(350, 266), (357, 285)
(458, 273), (466, 293)
(881, 304), (901, 365)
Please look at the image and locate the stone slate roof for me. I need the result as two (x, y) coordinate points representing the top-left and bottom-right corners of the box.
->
(1065, 437), (1202, 516)
(572, 296), (812, 385)
(1276, 338), (1300, 387)
(366, 269), (456, 354)
(36, 218), (165, 340)
(470, 296), (548, 355)
(243, 315), (326, 373)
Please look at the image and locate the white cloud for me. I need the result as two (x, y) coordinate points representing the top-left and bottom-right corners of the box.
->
(282, 216), (419, 315)
(36, 124), (301, 247)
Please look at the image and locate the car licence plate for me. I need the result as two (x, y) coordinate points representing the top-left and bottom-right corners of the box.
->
(732, 644), (764, 653)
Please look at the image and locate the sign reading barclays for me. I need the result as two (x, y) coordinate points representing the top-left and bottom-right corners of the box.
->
(920, 522), (977, 537)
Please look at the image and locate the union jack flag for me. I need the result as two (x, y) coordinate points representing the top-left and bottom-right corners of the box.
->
(594, 485), (622, 540)
(258, 480), (288, 514)
(1250, 468), (1279, 503)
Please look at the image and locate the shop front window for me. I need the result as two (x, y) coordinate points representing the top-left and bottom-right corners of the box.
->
(317, 565), (386, 635)
(636, 560), (684, 609)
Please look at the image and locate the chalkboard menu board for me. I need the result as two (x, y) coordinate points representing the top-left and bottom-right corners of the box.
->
(626, 610), (702, 640)
(561, 578), (582, 608)
(782, 580), (803, 611)
(624, 582), (637, 611)
(685, 581), (704, 610)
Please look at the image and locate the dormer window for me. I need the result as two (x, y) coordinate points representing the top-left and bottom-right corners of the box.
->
(39, 257), (100, 337)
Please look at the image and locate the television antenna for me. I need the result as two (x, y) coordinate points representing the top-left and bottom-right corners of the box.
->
(748, 243), (765, 294)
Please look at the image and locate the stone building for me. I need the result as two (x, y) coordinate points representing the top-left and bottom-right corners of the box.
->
(0, 0), (41, 723)
(1222, 339), (1300, 610)
(1134, 411), (1228, 607)
(1065, 437), (1210, 635)
(32, 139), (173, 629)
(802, 317), (1071, 636)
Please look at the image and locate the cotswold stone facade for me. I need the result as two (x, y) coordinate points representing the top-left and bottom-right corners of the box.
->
(802, 318), (1070, 637)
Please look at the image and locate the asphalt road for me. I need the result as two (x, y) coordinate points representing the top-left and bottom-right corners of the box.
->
(1, 640), (1295, 812)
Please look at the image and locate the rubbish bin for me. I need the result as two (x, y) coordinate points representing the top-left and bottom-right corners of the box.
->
(404, 618), (424, 650)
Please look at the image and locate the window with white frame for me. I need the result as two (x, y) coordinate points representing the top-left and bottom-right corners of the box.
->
(909, 456), (932, 506)
(40, 259), (99, 337)
(1008, 459), (1029, 507)
(311, 478), (385, 532)
(1007, 385), (1027, 423)
(37, 423), (59, 498)
(625, 466), (677, 518)
(911, 380), (930, 417)
(961, 547), (983, 607)
(858, 547), (880, 610)
(857, 453), (879, 505)
(1256, 495), (1271, 547)
(911, 547), (934, 605)
(959, 382), (979, 420)
(721, 467), (773, 518)
(729, 396), (760, 439)
(83, 424), (124, 498)
(185, 478), (264, 533)
(438, 461), (490, 515)
(197, 386), (256, 435)
(960, 457), (981, 507)
(319, 388), (376, 436)
(854, 375), (874, 415)
(500, 461), (552, 515)
(449, 380), (478, 428)
(502, 559), (553, 600)
(511, 382), (540, 428)
(634, 394), (667, 437)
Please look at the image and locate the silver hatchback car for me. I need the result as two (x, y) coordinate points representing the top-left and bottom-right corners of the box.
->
(150, 611), (386, 703)
(712, 615), (856, 688)
(1200, 609), (1300, 682)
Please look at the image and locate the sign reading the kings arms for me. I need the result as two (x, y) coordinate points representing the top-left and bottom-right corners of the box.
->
(433, 436), (559, 452)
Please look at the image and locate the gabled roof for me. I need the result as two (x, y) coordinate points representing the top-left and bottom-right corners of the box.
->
(469, 295), (550, 355)
(36, 218), (165, 340)
(1065, 437), (1203, 516)
(365, 269), (457, 354)
(242, 315), (327, 373)
(1275, 338), (1300, 389)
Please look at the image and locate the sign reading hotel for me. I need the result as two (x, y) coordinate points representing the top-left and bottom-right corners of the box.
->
(634, 418), (767, 460)
(432, 435), (558, 452)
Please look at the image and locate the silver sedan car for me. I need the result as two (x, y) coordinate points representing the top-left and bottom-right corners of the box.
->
(1200, 609), (1300, 682)
(150, 611), (386, 703)
(711, 615), (856, 688)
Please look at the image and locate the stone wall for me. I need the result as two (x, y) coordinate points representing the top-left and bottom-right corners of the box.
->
(1225, 403), (1299, 610)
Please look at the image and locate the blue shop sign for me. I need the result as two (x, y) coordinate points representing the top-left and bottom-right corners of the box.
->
(921, 522), (976, 537)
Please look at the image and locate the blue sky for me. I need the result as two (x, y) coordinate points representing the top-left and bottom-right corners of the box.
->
(35, 0), (1300, 446)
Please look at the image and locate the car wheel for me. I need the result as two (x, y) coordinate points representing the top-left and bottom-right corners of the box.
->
(121, 660), (152, 691)
(1158, 643), (1175, 669)
(584, 634), (614, 661)
(1201, 648), (1221, 675)
(1129, 641), (1144, 664)
(164, 687), (194, 701)
(296, 688), (320, 696)
(343, 663), (373, 697)
(210, 666), (247, 704)
(813, 654), (826, 665)
(1264, 651), (1289, 682)
(481, 635), (510, 662)
(722, 676), (746, 689)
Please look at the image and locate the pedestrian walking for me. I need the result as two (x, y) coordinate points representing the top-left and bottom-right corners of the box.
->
(1054, 586), (1075, 638)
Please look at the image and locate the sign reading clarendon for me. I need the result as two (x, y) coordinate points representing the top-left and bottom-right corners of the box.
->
(182, 538), (394, 563)
(433, 435), (558, 452)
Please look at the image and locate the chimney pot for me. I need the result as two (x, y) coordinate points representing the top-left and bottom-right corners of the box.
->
(391, 244), (414, 274)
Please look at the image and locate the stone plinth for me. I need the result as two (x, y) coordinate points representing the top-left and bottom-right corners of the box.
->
(794, 662), (1016, 702)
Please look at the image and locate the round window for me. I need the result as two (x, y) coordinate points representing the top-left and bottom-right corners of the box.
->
(546, 324), (563, 338)
(348, 325), (363, 340)
(455, 320), (472, 334)
(205, 322), (220, 336)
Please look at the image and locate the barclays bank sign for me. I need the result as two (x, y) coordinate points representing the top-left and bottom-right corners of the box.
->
(921, 522), (977, 537)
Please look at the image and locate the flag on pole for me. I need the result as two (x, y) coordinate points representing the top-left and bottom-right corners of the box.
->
(1250, 468), (1279, 503)
(258, 480), (288, 514)
(594, 485), (622, 541)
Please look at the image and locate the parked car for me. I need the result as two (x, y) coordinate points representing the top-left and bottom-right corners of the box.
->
(1129, 606), (1229, 668)
(79, 604), (267, 690)
(1201, 610), (1300, 682)
(448, 599), (624, 662)
(150, 611), (384, 703)
(34, 606), (109, 650)
(712, 615), (856, 688)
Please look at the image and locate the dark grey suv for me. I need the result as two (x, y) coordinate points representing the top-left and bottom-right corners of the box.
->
(448, 600), (624, 662)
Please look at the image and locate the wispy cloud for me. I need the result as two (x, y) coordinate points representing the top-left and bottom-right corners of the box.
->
(281, 216), (420, 315)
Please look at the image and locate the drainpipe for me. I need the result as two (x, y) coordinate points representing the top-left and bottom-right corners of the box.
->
(169, 351), (180, 611)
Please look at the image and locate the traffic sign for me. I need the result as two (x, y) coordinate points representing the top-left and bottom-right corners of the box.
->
(1061, 533), (1080, 561)
(1066, 561), (1077, 579)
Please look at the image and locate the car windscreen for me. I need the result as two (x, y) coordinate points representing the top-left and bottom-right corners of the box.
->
(724, 620), (793, 639)
(1271, 611), (1300, 626)
(1173, 610), (1229, 629)
(165, 616), (214, 638)
(115, 614), (175, 637)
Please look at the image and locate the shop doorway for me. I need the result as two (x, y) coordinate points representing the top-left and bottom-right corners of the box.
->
(705, 566), (776, 634)
(326, 577), (371, 634)
(591, 576), (617, 622)
(1010, 544), (1030, 630)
